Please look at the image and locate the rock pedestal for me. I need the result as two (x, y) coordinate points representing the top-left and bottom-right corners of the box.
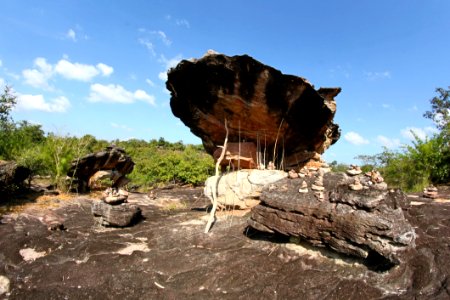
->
(248, 172), (416, 265)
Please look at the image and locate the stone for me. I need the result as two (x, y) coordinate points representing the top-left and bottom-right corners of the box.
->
(0, 160), (30, 194)
(67, 145), (134, 192)
(288, 169), (299, 179)
(349, 176), (363, 191)
(167, 53), (340, 169)
(298, 181), (308, 193)
(423, 186), (439, 199)
(0, 275), (10, 295)
(101, 188), (129, 205)
(346, 164), (362, 176)
(248, 173), (416, 265)
(204, 170), (287, 209)
(91, 201), (141, 227)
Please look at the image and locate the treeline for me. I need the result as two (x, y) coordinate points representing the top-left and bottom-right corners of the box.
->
(0, 86), (214, 191)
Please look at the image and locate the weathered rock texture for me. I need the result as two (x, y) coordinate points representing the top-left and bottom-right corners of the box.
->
(91, 201), (141, 227)
(248, 173), (416, 265)
(204, 170), (287, 209)
(67, 145), (134, 192)
(167, 52), (340, 169)
(0, 160), (30, 194)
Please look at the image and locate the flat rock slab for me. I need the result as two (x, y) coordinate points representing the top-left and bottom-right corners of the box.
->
(248, 174), (416, 265)
(0, 187), (449, 299)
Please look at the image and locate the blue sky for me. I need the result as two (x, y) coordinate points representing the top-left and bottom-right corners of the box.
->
(1, 0), (449, 164)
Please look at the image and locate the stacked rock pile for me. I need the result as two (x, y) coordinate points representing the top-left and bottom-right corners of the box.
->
(91, 188), (141, 227)
(423, 186), (438, 199)
(346, 165), (387, 191)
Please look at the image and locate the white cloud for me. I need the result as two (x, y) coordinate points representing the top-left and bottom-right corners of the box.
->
(344, 131), (369, 145)
(401, 126), (438, 140)
(377, 135), (400, 148)
(23, 58), (113, 87)
(133, 89), (155, 105)
(158, 72), (167, 81)
(0, 77), (4, 87)
(22, 57), (54, 89)
(55, 59), (100, 81)
(16, 94), (70, 112)
(157, 54), (182, 81)
(145, 78), (155, 87)
(364, 71), (391, 80)
(88, 83), (155, 106)
(382, 103), (391, 109)
(0, 59), (2, 67)
(66, 29), (76, 41)
(96, 63), (114, 76)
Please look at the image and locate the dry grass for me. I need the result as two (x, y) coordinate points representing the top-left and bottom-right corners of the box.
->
(0, 192), (77, 216)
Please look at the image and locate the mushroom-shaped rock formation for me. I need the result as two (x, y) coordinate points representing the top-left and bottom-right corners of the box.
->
(67, 145), (134, 192)
(167, 52), (341, 169)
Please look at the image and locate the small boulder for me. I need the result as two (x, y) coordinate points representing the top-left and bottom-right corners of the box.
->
(92, 201), (141, 227)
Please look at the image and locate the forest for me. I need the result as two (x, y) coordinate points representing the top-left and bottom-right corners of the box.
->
(1, 84), (449, 193)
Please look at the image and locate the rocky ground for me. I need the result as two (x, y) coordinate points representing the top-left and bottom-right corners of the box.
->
(0, 186), (449, 299)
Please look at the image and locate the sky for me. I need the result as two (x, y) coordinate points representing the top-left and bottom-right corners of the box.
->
(1, 0), (449, 164)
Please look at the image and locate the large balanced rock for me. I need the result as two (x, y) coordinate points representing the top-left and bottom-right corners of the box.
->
(248, 172), (416, 265)
(67, 145), (134, 192)
(0, 160), (30, 194)
(167, 52), (341, 169)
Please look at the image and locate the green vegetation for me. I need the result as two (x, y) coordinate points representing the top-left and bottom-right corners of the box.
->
(355, 86), (450, 192)
(0, 85), (214, 192)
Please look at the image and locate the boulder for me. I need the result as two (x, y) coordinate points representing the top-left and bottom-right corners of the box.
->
(0, 160), (30, 194)
(204, 170), (287, 209)
(248, 173), (416, 265)
(67, 145), (134, 192)
(91, 201), (141, 227)
(167, 52), (340, 169)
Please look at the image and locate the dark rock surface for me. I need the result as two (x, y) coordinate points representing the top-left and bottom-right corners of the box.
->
(0, 188), (449, 299)
(167, 52), (341, 168)
(0, 161), (30, 195)
(248, 174), (416, 265)
(92, 201), (141, 227)
(67, 145), (134, 192)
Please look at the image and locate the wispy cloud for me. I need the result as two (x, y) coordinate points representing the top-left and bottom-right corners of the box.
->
(145, 78), (155, 87)
(329, 65), (351, 79)
(16, 94), (70, 112)
(110, 122), (133, 131)
(344, 131), (369, 145)
(66, 29), (76, 41)
(382, 103), (391, 109)
(88, 83), (155, 106)
(364, 71), (391, 80)
(166, 15), (191, 28)
(377, 135), (400, 148)
(138, 38), (156, 56)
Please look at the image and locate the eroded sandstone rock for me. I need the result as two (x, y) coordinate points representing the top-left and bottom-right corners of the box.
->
(0, 160), (30, 194)
(167, 52), (340, 169)
(248, 173), (416, 265)
(91, 201), (141, 227)
(67, 145), (134, 192)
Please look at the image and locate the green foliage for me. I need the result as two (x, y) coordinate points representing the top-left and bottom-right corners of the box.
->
(329, 160), (349, 172)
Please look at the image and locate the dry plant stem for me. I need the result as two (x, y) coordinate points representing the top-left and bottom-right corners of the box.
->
(273, 118), (284, 169)
(204, 118), (229, 233)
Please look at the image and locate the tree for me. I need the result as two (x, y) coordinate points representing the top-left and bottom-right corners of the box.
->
(424, 86), (450, 132)
(0, 85), (16, 126)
